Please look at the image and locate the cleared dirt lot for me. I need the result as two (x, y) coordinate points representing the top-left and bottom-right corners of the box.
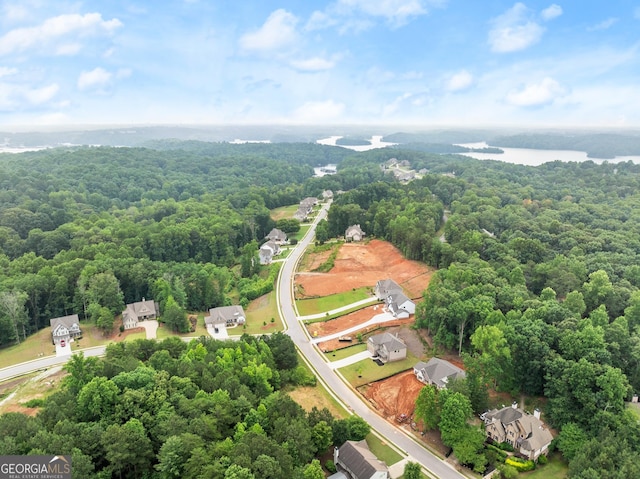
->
(295, 239), (433, 299)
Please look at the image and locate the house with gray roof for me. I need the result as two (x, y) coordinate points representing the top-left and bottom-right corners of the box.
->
(367, 332), (407, 363)
(259, 241), (281, 264)
(122, 299), (159, 330)
(50, 314), (82, 345)
(331, 440), (389, 479)
(265, 228), (287, 244)
(345, 224), (365, 242)
(204, 305), (246, 327)
(414, 358), (466, 389)
(374, 279), (415, 318)
(484, 404), (554, 460)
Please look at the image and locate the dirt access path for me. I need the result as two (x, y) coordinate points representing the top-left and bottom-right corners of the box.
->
(295, 239), (433, 299)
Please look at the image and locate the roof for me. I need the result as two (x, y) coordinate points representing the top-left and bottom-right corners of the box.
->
(205, 305), (245, 326)
(368, 332), (406, 351)
(260, 241), (278, 252)
(486, 406), (553, 452)
(375, 278), (402, 295)
(266, 228), (287, 241)
(346, 224), (365, 237)
(415, 358), (466, 388)
(337, 440), (388, 479)
(123, 299), (157, 320)
(50, 314), (81, 336)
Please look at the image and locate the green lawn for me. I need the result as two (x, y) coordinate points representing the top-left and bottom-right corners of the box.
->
(290, 224), (312, 242)
(325, 343), (368, 361)
(296, 287), (373, 316)
(339, 352), (420, 388)
(366, 432), (404, 466)
(270, 204), (298, 221)
(522, 454), (568, 479)
(244, 290), (284, 334)
(0, 323), (112, 370)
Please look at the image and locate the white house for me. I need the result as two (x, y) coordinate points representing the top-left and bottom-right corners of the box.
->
(122, 299), (159, 330)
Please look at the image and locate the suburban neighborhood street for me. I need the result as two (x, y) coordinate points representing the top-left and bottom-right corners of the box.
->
(279, 201), (467, 479)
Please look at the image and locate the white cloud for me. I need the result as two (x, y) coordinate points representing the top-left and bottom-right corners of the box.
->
(541, 4), (562, 21)
(24, 83), (59, 104)
(506, 77), (565, 106)
(292, 99), (345, 122)
(0, 67), (18, 78)
(488, 3), (544, 53)
(588, 18), (619, 31)
(446, 70), (473, 92)
(56, 43), (82, 56)
(290, 57), (335, 72)
(239, 9), (298, 52)
(78, 67), (112, 91)
(0, 13), (122, 56)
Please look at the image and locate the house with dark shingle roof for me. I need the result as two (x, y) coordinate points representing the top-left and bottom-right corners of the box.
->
(331, 440), (389, 479)
(366, 332), (407, 363)
(50, 314), (82, 345)
(265, 228), (287, 244)
(259, 241), (281, 264)
(414, 358), (466, 389)
(204, 305), (246, 327)
(484, 404), (554, 460)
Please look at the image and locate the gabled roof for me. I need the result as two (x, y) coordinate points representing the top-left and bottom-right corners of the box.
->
(50, 314), (81, 336)
(123, 299), (157, 320)
(485, 406), (553, 452)
(375, 278), (402, 295)
(415, 358), (466, 388)
(205, 305), (246, 326)
(266, 228), (287, 241)
(368, 332), (406, 351)
(338, 440), (388, 479)
(346, 224), (365, 237)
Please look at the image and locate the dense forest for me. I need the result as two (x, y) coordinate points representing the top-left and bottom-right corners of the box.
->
(0, 333), (372, 478)
(2, 140), (640, 477)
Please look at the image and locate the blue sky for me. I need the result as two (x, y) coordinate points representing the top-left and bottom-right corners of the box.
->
(0, 0), (639, 127)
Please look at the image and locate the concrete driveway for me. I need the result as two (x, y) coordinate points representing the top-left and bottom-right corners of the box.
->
(139, 320), (159, 339)
(206, 324), (229, 339)
(55, 342), (72, 357)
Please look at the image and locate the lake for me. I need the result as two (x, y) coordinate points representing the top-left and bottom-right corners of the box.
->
(456, 142), (640, 166)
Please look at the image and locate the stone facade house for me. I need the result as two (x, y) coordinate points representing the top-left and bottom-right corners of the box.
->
(330, 440), (389, 479)
(413, 358), (466, 389)
(345, 224), (365, 242)
(367, 332), (407, 363)
(204, 305), (246, 327)
(122, 299), (159, 330)
(484, 404), (554, 460)
(50, 314), (82, 345)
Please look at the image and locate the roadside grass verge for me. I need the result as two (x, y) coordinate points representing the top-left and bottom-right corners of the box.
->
(325, 343), (367, 361)
(296, 288), (373, 316)
(302, 302), (377, 324)
(290, 224), (312, 242)
(339, 352), (420, 388)
(244, 290), (284, 334)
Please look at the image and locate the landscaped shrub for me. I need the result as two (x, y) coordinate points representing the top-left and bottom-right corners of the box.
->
(537, 454), (548, 465)
(505, 457), (535, 472)
(325, 460), (336, 473)
(498, 464), (519, 479)
(486, 444), (509, 461)
(496, 442), (516, 452)
(24, 398), (45, 408)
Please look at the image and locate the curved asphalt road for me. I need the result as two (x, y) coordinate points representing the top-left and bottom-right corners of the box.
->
(279, 202), (467, 479)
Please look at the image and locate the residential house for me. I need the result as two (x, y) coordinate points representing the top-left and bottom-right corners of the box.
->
(50, 314), (82, 345)
(122, 299), (159, 330)
(330, 440), (389, 479)
(265, 228), (287, 244)
(484, 404), (554, 460)
(204, 305), (246, 328)
(413, 358), (466, 389)
(374, 278), (415, 318)
(367, 332), (407, 363)
(322, 189), (334, 200)
(345, 224), (365, 242)
(293, 197), (317, 222)
(259, 241), (281, 264)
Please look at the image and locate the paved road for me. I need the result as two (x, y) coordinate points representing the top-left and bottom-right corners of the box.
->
(279, 201), (467, 479)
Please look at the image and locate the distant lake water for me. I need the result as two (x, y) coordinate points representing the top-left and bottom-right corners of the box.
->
(457, 142), (640, 166)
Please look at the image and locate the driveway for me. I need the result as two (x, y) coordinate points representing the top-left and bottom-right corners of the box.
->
(206, 324), (229, 340)
(310, 311), (395, 344)
(139, 320), (159, 339)
(55, 342), (72, 357)
(328, 350), (372, 370)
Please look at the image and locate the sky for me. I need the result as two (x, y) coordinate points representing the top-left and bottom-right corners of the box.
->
(0, 0), (639, 127)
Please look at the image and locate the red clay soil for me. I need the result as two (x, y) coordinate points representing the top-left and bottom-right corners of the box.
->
(296, 240), (433, 299)
(360, 370), (424, 420)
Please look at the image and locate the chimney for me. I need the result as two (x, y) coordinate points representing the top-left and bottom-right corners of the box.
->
(512, 401), (518, 409)
(534, 408), (541, 419)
